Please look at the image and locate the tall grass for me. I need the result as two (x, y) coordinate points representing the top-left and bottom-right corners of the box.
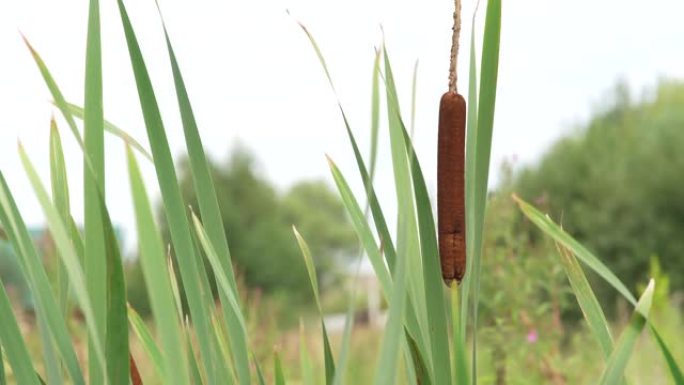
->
(0, 0), (682, 384)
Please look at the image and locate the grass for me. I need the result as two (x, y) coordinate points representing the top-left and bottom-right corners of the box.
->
(0, 0), (682, 384)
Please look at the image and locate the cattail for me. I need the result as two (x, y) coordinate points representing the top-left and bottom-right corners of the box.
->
(438, 91), (466, 284)
(439, 0), (465, 284)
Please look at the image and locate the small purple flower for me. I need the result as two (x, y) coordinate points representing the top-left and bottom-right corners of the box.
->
(526, 329), (538, 344)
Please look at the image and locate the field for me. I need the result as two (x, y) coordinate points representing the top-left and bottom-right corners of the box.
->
(0, 0), (682, 384)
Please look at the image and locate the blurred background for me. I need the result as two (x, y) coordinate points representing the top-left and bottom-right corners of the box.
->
(1, 0), (683, 383)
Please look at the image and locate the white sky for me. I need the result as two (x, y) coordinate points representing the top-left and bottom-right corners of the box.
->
(1, 0), (683, 251)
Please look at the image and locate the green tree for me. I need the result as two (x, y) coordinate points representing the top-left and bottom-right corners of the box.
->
(159, 146), (356, 303)
(516, 80), (684, 309)
(128, 147), (357, 316)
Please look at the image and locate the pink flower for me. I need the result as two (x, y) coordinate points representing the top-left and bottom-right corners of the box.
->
(526, 329), (538, 344)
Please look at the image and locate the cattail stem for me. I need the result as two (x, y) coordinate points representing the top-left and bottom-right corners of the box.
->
(448, 0), (462, 93)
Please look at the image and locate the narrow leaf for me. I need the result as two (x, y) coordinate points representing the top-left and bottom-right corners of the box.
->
(19, 144), (107, 374)
(374, 218), (408, 385)
(274, 352), (286, 385)
(514, 196), (684, 382)
(127, 304), (165, 380)
(293, 227), (336, 384)
(598, 280), (654, 385)
(650, 326), (684, 385)
(332, 297), (355, 385)
(191, 213), (248, 339)
(37, 311), (63, 385)
(127, 147), (190, 385)
(156, 9), (249, 380)
(102, 198), (130, 385)
(369, 49), (381, 182)
(117, 1), (220, 382)
(469, 1), (502, 382)
(49, 119), (71, 318)
(0, 281), (40, 385)
(406, 332), (432, 385)
(299, 323), (316, 385)
(409, 60), (418, 138)
(556, 243), (614, 358)
(63, 103), (153, 162)
(83, 0), (107, 380)
(513, 195), (636, 305)
(460, 0), (481, 339)
(254, 359), (266, 385)
(327, 157), (391, 296)
(0, 171), (85, 385)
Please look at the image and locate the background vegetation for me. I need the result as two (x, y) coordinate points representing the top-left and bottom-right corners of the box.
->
(0, 0), (682, 384)
(516, 81), (684, 313)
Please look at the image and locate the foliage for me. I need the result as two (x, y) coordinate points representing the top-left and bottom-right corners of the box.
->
(0, 1), (682, 385)
(477, 164), (574, 383)
(165, 146), (357, 301)
(516, 81), (684, 309)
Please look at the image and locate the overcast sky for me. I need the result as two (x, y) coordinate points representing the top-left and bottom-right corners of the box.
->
(1, 0), (683, 250)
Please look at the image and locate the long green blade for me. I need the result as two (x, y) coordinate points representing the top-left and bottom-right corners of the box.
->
(83, 0), (107, 381)
(556, 244), (614, 358)
(186, 327), (206, 385)
(157, 9), (249, 383)
(46, 119), (68, 385)
(343, 69), (432, 369)
(404, 331), (429, 385)
(37, 312), (62, 385)
(513, 195), (636, 305)
(409, 59), (418, 138)
(650, 327), (684, 385)
(127, 304), (165, 380)
(460, 0), (480, 344)
(0, 282), (40, 385)
(373, 194), (409, 385)
(299, 324), (316, 385)
(0, 343), (5, 385)
(127, 148), (190, 385)
(19, 145), (107, 377)
(598, 280), (654, 385)
(332, 295), (356, 385)
(0, 172), (85, 385)
(191, 214), (248, 339)
(49, 120), (71, 318)
(295, 21), (397, 273)
(62, 103), (153, 162)
(469, 1), (502, 383)
(382, 50), (430, 367)
(102, 199), (130, 385)
(274, 353), (286, 385)
(297, 23), (429, 376)
(22, 37), (83, 150)
(327, 157), (392, 296)
(293, 227), (336, 385)
(395, 75), (452, 385)
(210, 312), (235, 385)
(24, 39), (153, 187)
(515, 195), (684, 382)
(116, 2), (220, 383)
(254, 359), (267, 385)
(369, 49), (381, 183)
(293, 227), (323, 313)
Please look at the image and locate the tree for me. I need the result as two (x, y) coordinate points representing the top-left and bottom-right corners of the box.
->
(515, 80), (684, 309)
(160, 145), (357, 304)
